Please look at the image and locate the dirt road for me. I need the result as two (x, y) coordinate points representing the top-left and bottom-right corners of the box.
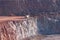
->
(0, 16), (25, 22)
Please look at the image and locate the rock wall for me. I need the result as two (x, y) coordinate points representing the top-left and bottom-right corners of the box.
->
(0, 17), (38, 40)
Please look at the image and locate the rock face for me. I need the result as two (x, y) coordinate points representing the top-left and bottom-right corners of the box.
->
(0, 17), (38, 40)
(0, 22), (16, 40)
(37, 13), (60, 35)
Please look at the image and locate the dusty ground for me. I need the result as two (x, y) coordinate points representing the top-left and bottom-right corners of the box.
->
(22, 34), (45, 40)
(41, 35), (60, 40)
(22, 34), (60, 40)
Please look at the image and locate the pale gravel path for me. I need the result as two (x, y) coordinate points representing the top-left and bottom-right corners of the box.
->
(41, 35), (60, 40)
